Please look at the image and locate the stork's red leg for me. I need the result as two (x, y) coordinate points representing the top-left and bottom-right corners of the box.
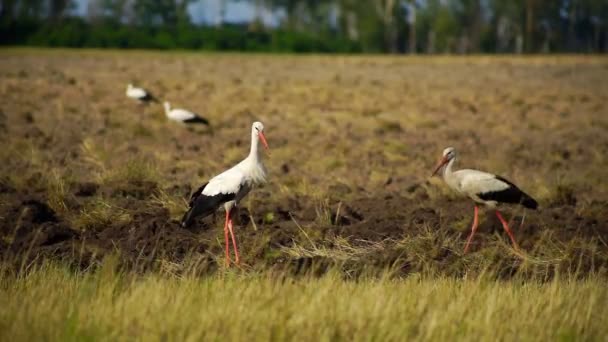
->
(495, 210), (520, 251)
(227, 217), (240, 264)
(463, 205), (480, 254)
(224, 210), (231, 266)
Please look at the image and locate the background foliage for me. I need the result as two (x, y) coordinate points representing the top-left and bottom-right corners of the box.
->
(1, 0), (607, 53)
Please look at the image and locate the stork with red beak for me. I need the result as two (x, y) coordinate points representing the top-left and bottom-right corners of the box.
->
(181, 121), (270, 265)
(432, 147), (538, 254)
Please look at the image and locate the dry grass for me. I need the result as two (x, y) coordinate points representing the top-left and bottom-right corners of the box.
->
(0, 262), (607, 341)
(1, 50), (607, 203)
(1, 49), (607, 340)
(71, 197), (132, 231)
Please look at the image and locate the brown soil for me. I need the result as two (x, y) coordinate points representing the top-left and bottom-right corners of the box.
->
(1, 51), (607, 278)
(1, 181), (606, 278)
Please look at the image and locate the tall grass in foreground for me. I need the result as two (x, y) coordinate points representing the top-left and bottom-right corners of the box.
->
(0, 263), (606, 341)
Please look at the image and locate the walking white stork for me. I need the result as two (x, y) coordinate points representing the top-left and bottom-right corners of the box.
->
(126, 83), (158, 103)
(164, 101), (209, 125)
(181, 121), (270, 265)
(432, 147), (538, 254)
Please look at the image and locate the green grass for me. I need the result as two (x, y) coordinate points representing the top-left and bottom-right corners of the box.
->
(0, 263), (606, 341)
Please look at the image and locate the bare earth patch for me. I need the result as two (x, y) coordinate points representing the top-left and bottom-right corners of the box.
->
(1, 49), (607, 278)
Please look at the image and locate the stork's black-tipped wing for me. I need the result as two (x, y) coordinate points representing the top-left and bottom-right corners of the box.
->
(183, 116), (210, 125)
(477, 176), (538, 209)
(187, 183), (208, 207)
(141, 92), (159, 103)
(180, 183), (236, 228)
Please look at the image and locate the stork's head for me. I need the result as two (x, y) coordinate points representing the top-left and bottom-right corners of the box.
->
(432, 147), (456, 176)
(252, 121), (270, 153)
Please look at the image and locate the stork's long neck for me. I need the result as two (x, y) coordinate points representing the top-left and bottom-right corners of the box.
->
(442, 157), (456, 182)
(248, 131), (261, 162)
(243, 130), (266, 184)
(164, 103), (170, 115)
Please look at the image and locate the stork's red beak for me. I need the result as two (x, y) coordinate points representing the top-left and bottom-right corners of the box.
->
(432, 156), (449, 176)
(259, 132), (270, 154)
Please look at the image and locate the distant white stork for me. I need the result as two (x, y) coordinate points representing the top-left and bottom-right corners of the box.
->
(164, 101), (209, 125)
(432, 147), (538, 254)
(126, 83), (158, 103)
(181, 121), (270, 265)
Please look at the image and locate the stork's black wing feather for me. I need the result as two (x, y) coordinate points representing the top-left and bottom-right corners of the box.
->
(141, 92), (159, 103)
(181, 183), (236, 228)
(477, 175), (538, 209)
(188, 183), (208, 208)
(183, 116), (210, 125)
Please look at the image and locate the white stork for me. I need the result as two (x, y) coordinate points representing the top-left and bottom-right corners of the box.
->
(126, 83), (158, 103)
(164, 101), (209, 125)
(181, 121), (270, 265)
(432, 147), (538, 254)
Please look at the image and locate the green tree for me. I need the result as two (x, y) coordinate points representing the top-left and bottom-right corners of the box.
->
(16, 0), (46, 19)
(1, 0), (17, 22)
(406, 0), (416, 53)
(133, 0), (192, 27)
(456, 0), (482, 53)
(525, 0), (538, 52)
(48, 0), (74, 22)
(418, 0), (460, 53)
(489, 0), (523, 53)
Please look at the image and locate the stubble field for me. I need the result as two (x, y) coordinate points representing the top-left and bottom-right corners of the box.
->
(0, 49), (607, 340)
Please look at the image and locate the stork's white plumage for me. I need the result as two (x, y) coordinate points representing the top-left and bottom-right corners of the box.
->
(432, 147), (538, 254)
(126, 83), (158, 103)
(181, 121), (270, 265)
(164, 102), (209, 125)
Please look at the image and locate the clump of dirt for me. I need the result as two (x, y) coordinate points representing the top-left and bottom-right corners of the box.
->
(86, 206), (213, 273)
(73, 182), (99, 197)
(1, 197), (73, 265)
(1, 182), (607, 280)
(0, 109), (6, 133)
(550, 184), (578, 207)
(100, 180), (159, 200)
(0, 190), (213, 274)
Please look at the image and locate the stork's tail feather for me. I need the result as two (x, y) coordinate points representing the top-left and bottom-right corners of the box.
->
(521, 192), (538, 210)
(143, 94), (159, 103)
(184, 116), (210, 125)
(180, 208), (195, 228)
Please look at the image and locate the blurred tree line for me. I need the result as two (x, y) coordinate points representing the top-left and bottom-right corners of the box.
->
(1, 0), (606, 53)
